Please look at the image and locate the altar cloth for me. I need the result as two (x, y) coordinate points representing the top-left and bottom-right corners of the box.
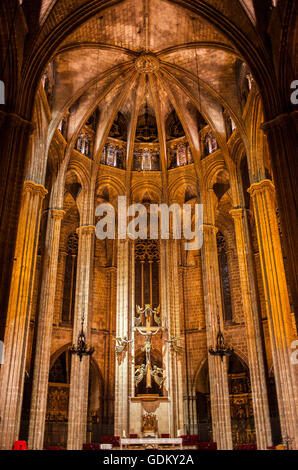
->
(120, 437), (182, 449)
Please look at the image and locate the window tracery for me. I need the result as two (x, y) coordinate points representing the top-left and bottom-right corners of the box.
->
(223, 109), (236, 140)
(101, 142), (125, 169)
(168, 141), (193, 169)
(202, 131), (218, 158)
(57, 116), (69, 139)
(61, 232), (78, 326)
(133, 147), (160, 171)
(217, 231), (233, 323)
(135, 239), (160, 309)
(77, 132), (91, 157)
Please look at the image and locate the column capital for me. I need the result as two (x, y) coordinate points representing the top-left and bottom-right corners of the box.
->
(118, 237), (131, 244)
(261, 111), (298, 134)
(76, 224), (95, 236)
(51, 209), (65, 220)
(106, 266), (117, 272)
(229, 208), (244, 219)
(180, 265), (191, 271)
(23, 181), (48, 199)
(1, 111), (35, 134)
(229, 207), (253, 220)
(247, 179), (275, 198)
(0, 110), (6, 128)
(202, 223), (218, 234)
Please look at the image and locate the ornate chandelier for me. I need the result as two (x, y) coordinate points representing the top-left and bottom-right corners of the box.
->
(208, 314), (234, 361)
(69, 313), (94, 361)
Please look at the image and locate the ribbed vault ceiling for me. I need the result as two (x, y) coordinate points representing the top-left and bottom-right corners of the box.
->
(43, 0), (256, 178)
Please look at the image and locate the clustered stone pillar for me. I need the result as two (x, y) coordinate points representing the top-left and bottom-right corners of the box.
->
(166, 239), (184, 436)
(0, 180), (47, 450)
(28, 208), (65, 450)
(230, 208), (272, 449)
(201, 223), (233, 450)
(248, 180), (298, 448)
(114, 239), (131, 437)
(181, 265), (198, 436)
(261, 113), (298, 322)
(0, 114), (34, 340)
(102, 267), (117, 433)
(67, 225), (95, 450)
(159, 239), (173, 433)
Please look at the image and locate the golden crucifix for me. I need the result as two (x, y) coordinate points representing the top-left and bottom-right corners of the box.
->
(134, 304), (162, 388)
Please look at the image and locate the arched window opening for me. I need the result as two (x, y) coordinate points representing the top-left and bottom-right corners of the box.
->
(76, 132), (91, 157)
(135, 239), (160, 308)
(101, 143), (125, 169)
(142, 149), (151, 171)
(202, 131), (218, 158)
(87, 361), (108, 442)
(217, 232), (233, 323)
(41, 72), (50, 96)
(133, 147), (160, 171)
(196, 361), (212, 442)
(57, 115), (69, 139)
(44, 350), (72, 448)
(268, 374), (282, 445)
(240, 156), (251, 210)
(45, 353), (105, 448)
(168, 142), (193, 169)
(237, 62), (254, 111)
(41, 63), (54, 107)
(223, 109), (236, 140)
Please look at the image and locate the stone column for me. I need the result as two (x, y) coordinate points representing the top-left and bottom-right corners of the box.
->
(201, 223), (233, 450)
(114, 239), (131, 437)
(102, 267), (117, 434)
(261, 113), (298, 322)
(0, 180), (47, 449)
(181, 266), (196, 435)
(248, 180), (298, 448)
(166, 239), (184, 436)
(28, 208), (65, 449)
(230, 208), (272, 449)
(159, 239), (173, 433)
(67, 225), (95, 450)
(0, 114), (34, 340)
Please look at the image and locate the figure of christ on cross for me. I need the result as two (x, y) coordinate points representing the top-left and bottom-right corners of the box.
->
(134, 311), (162, 388)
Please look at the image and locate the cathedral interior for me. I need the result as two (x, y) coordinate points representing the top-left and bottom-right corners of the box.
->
(0, 0), (297, 451)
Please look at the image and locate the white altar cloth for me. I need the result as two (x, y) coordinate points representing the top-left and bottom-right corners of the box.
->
(120, 438), (183, 449)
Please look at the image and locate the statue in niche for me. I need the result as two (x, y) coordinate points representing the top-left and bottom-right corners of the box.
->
(153, 305), (161, 326)
(135, 364), (147, 386)
(165, 336), (183, 355)
(113, 336), (133, 354)
(142, 413), (158, 437)
(135, 304), (161, 327)
(151, 366), (166, 389)
(142, 413), (158, 433)
(135, 305), (143, 326)
(134, 304), (165, 389)
(135, 327), (160, 366)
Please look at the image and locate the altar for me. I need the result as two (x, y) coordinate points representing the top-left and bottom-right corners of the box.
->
(120, 437), (183, 450)
(129, 394), (170, 437)
(115, 303), (184, 440)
